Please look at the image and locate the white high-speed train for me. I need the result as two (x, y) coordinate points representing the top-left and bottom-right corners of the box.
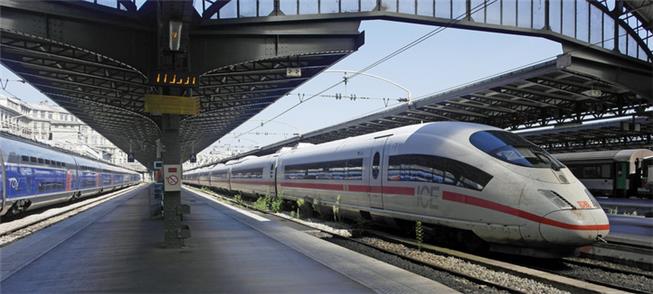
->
(185, 122), (609, 256)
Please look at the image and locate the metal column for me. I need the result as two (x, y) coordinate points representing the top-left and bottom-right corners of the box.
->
(160, 114), (187, 247)
(156, 0), (194, 248)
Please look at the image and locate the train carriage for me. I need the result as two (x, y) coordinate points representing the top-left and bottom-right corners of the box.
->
(228, 156), (276, 196)
(209, 164), (231, 191)
(554, 149), (653, 197)
(198, 166), (212, 187)
(277, 138), (370, 210)
(72, 156), (103, 198)
(0, 136), (77, 214)
(0, 133), (141, 217)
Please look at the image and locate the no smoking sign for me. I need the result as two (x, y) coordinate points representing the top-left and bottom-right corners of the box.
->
(166, 175), (179, 186)
(163, 164), (182, 192)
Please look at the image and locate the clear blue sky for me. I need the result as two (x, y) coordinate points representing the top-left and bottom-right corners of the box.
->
(0, 20), (562, 156)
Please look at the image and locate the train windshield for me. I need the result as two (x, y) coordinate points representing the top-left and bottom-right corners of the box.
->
(470, 130), (565, 170)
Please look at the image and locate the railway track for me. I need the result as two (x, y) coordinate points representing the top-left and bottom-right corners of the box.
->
(186, 186), (634, 294)
(578, 238), (653, 271)
(359, 230), (652, 294)
(521, 258), (652, 294)
(361, 230), (636, 294)
(0, 184), (144, 246)
(563, 257), (653, 279)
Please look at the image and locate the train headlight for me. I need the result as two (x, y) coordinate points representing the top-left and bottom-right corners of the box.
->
(538, 189), (573, 210)
(584, 189), (602, 209)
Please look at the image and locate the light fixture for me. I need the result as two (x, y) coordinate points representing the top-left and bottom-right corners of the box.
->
(169, 20), (183, 51)
(581, 88), (603, 97)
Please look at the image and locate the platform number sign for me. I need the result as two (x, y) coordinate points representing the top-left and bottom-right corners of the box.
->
(163, 164), (182, 192)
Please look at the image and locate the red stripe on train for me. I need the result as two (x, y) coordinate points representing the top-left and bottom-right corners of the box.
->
(280, 182), (344, 191)
(230, 180), (274, 186)
(280, 182), (414, 195)
(442, 191), (610, 231)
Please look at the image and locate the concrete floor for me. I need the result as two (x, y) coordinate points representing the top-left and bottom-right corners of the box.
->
(0, 185), (456, 293)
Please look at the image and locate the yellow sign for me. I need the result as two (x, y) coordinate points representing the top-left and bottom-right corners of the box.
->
(144, 94), (200, 115)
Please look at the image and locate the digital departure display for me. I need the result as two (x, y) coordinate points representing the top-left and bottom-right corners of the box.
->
(151, 71), (197, 87)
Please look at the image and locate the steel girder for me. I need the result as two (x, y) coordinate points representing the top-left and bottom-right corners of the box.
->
(0, 0), (363, 167)
(0, 28), (159, 165)
(204, 51), (651, 165)
(522, 116), (653, 152)
(199, 0), (653, 63)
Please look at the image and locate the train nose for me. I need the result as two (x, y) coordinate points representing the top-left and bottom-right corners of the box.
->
(539, 209), (610, 246)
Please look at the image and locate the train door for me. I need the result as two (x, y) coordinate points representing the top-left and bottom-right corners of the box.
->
(614, 162), (628, 197)
(368, 137), (389, 209)
(271, 157), (279, 197)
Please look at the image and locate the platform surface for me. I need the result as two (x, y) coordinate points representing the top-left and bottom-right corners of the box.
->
(0, 184), (455, 293)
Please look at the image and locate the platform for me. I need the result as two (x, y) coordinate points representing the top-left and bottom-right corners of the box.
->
(0, 184), (455, 293)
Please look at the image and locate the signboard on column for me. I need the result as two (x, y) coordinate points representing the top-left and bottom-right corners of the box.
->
(163, 164), (182, 192)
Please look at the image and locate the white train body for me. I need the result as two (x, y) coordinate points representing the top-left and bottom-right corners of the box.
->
(185, 122), (609, 254)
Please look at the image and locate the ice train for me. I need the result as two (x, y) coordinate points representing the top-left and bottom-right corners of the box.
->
(185, 122), (609, 256)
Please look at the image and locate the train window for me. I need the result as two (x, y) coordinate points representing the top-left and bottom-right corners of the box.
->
(284, 158), (363, 181)
(582, 166), (601, 178)
(346, 159), (363, 180)
(601, 164), (611, 178)
(21, 155), (28, 162)
(372, 152), (381, 179)
(231, 168), (263, 179)
(470, 130), (564, 170)
(38, 158), (44, 164)
(45, 159), (51, 165)
(387, 154), (492, 191)
(30, 156), (37, 163)
(212, 172), (228, 179)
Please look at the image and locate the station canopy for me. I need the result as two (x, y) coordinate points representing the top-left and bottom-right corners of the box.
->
(213, 51), (652, 164)
(2, 0), (652, 168)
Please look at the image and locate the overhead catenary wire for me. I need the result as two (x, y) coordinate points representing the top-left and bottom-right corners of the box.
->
(234, 0), (501, 139)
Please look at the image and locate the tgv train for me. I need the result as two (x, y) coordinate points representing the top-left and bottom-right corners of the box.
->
(0, 133), (141, 217)
(554, 149), (653, 198)
(185, 122), (609, 256)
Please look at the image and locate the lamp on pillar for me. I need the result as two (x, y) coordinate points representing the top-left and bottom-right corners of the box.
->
(169, 20), (183, 52)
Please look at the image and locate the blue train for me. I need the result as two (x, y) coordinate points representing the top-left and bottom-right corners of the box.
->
(0, 133), (141, 217)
